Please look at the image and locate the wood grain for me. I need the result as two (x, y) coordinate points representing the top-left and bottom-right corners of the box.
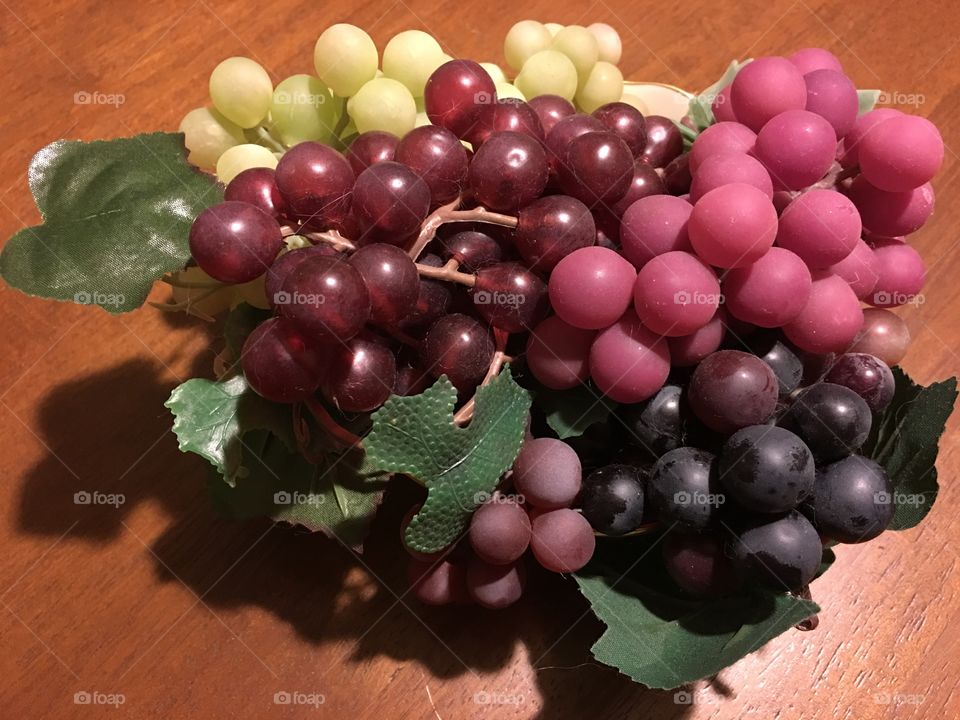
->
(1, 1), (958, 718)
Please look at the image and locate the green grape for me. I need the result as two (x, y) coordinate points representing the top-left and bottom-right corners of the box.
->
(382, 30), (446, 97)
(551, 25), (599, 80)
(215, 143), (278, 184)
(414, 111), (432, 128)
(480, 62), (507, 83)
(515, 50), (578, 101)
(618, 89), (650, 115)
(504, 20), (553, 71)
(347, 77), (417, 136)
(588, 23), (622, 64)
(313, 24), (379, 97)
(575, 61), (624, 112)
(209, 57), (273, 128)
(269, 75), (338, 146)
(545, 23), (564, 37)
(178, 107), (245, 170)
(496, 82), (526, 101)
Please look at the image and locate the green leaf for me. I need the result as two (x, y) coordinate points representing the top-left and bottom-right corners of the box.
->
(575, 570), (818, 689)
(533, 382), (617, 440)
(857, 89), (881, 115)
(165, 375), (293, 486)
(686, 59), (751, 131)
(209, 430), (387, 547)
(863, 367), (957, 530)
(364, 367), (531, 553)
(224, 302), (272, 361)
(1, 132), (222, 312)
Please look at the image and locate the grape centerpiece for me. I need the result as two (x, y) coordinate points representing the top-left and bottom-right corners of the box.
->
(0, 19), (955, 690)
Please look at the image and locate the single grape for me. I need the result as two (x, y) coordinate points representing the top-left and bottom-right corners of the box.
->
(729, 510), (822, 591)
(322, 335), (397, 413)
(803, 69), (858, 138)
(662, 532), (742, 597)
(424, 59), (497, 138)
(608, 161), (666, 217)
(241, 317), (326, 403)
(668, 312), (726, 367)
(382, 30), (445, 96)
(723, 247), (812, 327)
(719, 425), (814, 513)
(352, 161), (431, 241)
(544, 113), (607, 172)
(869, 242), (926, 308)
(468, 131), (549, 211)
(420, 314), (494, 392)
(395, 125), (470, 205)
(548, 246), (636, 329)
(440, 230), (503, 272)
(641, 115), (684, 168)
(208, 56), (273, 128)
(515, 50), (579, 102)
(558, 131), (634, 206)
(224, 168), (288, 222)
(858, 114), (943, 192)
(514, 195), (595, 271)
(633, 251), (721, 337)
(409, 559), (470, 605)
(345, 131), (399, 176)
(468, 99), (545, 147)
(189, 201), (283, 283)
(527, 94), (576, 135)
(744, 334), (804, 396)
(269, 75), (337, 146)
(648, 447), (721, 529)
(754, 110), (836, 190)
(847, 176), (935, 238)
(729, 56), (807, 132)
(825, 353), (895, 412)
(504, 20), (553, 71)
(589, 309), (671, 403)
(472, 262), (550, 332)
(480, 62), (507, 84)
(398, 254), (453, 334)
(215, 143), (278, 184)
(277, 254), (371, 343)
(827, 238), (880, 300)
(689, 152), (773, 202)
(179, 107), (245, 170)
(850, 307), (911, 366)
(789, 47), (843, 74)
(469, 499), (531, 565)
(265, 245), (338, 308)
(348, 243), (419, 326)
(530, 509), (596, 573)
(512, 437), (582, 509)
(780, 382), (872, 462)
(525, 315), (596, 390)
(620, 195), (693, 268)
(620, 384), (685, 457)
(314, 24), (379, 97)
(348, 77), (417, 137)
(580, 464), (645, 535)
(575, 62), (624, 113)
(551, 25), (599, 78)
(274, 142), (354, 226)
(803, 456), (894, 543)
(688, 350), (779, 433)
(688, 121), (756, 172)
(782, 271), (863, 354)
(688, 183), (778, 268)
(592, 102), (647, 156)
(466, 558), (526, 608)
(588, 22), (622, 64)
(839, 108), (902, 167)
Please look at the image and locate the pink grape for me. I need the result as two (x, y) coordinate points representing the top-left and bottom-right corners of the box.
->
(688, 183), (778, 268)
(688, 121), (757, 172)
(730, 56), (808, 132)
(189, 201), (283, 283)
(466, 559), (525, 608)
(754, 110), (836, 190)
(526, 315), (596, 389)
(782, 271), (864, 354)
(839, 108), (902, 167)
(850, 308), (910, 366)
(530, 509), (596, 573)
(858, 114), (944, 192)
(712, 84), (737, 122)
(668, 312), (726, 367)
(424, 59), (497, 138)
(776, 189), (861, 268)
(633, 251), (721, 336)
(241, 317), (326, 403)
(847, 176), (935, 237)
(512, 437), (582, 509)
(589, 309), (671, 403)
(549, 246), (637, 329)
(468, 131), (549, 211)
(469, 499), (531, 565)
(789, 47), (843, 74)
(409, 560), (470, 605)
(345, 131), (398, 176)
(723, 247), (812, 327)
(689, 152), (773, 202)
(828, 238), (880, 300)
(620, 195), (693, 269)
(869, 242), (926, 307)
(322, 335), (397, 413)
(804, 69), (858, 138)
(527, 94), (576, 136)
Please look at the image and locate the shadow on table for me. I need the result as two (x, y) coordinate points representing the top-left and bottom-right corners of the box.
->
(14, 357), (696, 720)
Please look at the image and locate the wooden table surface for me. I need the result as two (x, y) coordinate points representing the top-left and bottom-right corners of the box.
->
(1, 1), (958, 718)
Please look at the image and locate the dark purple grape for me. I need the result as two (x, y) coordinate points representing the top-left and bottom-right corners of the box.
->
(746, 335), (804, 397)
(514, 195), (595, 271)
(641, 115), (683, 168)
(527, 94), (576, 136)
(439, 230), (504, 272)
(688, 351), (779, 434)
(803, 455), (894, 543)
(322, 335), (396, 413)
(224, 168), (289, 220)
(352, 161), (431, 241)
(662, 532), (741, 597)
(393, 362), (431, 396)
(649, 448), (722, 529)
(719, 425), (814, 513)
(277, 255), (371, 343)
(729, 510), (822, 591)
(348, 243), (419, 326)
(398, 253), (452, 334)
(545, 113), (607, 173)
(472, 262), (549, 332)
(609, 160), (666, 217)
(592, 101), (647, 156)
(274, 141), (355, 225)
(558, 131), (634, 207)
(424, 59), (497, 139)
(420, 313), (494, 391)
(663, 153), (692, 196)
(580, 464), (645, 535)
(467, 99), (545, 147)
(189, 201), (283, 283)
(394, 125), (469, 205)
(620, 384), (684, 458)
(345, 131), (399, 176)
(468, 131), (549, 212)
(264, 245), (338, 308)
(825, 353), (895, 412)
(780, 382), (872, 462)
(241, 317), (326, 403)
(469, 498), (531, 565)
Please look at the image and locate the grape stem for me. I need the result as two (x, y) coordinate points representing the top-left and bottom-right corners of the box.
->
(333, 97), (351, 141)
(453, 328), (511, 425)
(793, 585), (819, 631)
(148, 287), (224, 322)
(161, 274), (226, 290)
(415, 261), (476, 287)
(303, 396), (363, 447)
(406, 198), (518, 261)
(280, 225), (357, 252)
(252, 125), (286, 153)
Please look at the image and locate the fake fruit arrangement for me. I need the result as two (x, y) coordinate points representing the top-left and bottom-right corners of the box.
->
(0, 19), (955, 689)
